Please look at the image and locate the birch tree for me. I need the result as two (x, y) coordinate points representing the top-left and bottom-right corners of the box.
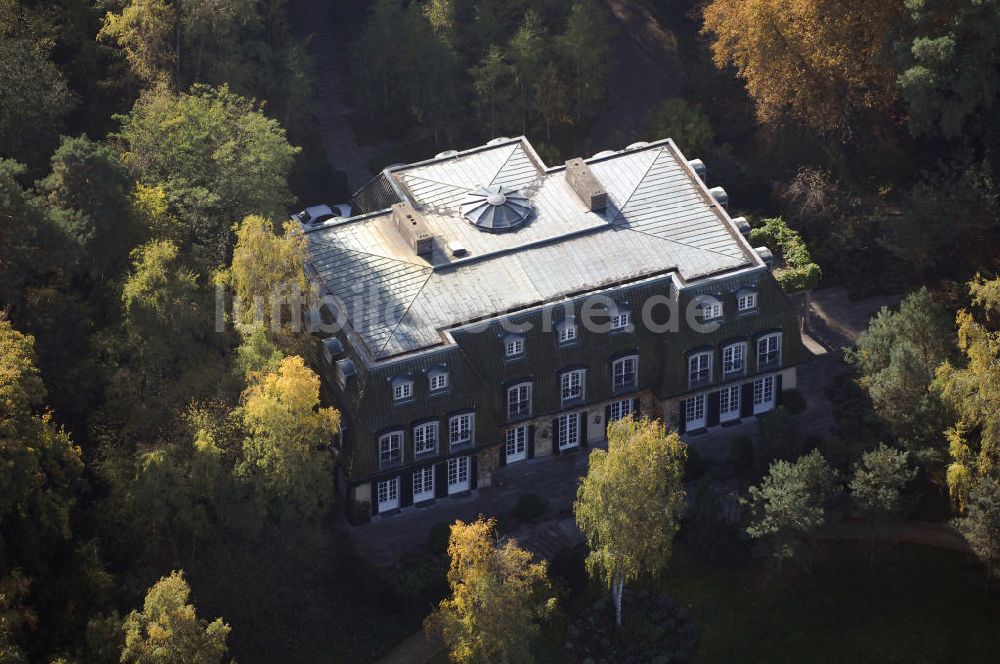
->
(574, 417), (687, 627)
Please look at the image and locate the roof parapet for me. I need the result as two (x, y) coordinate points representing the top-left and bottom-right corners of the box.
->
(565, 158), (608, 211)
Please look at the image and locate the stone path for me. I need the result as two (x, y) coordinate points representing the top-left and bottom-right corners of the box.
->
(302, 0), (395, 193)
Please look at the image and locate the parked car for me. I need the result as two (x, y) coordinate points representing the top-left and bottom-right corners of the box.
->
(291, 203), (352, 227)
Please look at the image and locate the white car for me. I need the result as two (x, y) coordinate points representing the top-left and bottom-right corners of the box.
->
(292, 204), (352, 227)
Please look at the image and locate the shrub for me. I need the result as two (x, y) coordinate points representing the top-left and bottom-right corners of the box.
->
(749, 217), (822, 292)
(348, 500), (371, 526)
(755, 407), (799, 474)
(427, 522), (451, 555)
(685, 445), (707, 481)
(782, 389), (807, 415)
(513, 493), (549, 523)
(728, 435), (754, 471)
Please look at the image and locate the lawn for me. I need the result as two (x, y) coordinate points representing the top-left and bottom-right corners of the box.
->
(538, 540), (1000, 664)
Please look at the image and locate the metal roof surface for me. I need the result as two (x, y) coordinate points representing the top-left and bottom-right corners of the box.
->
(306, 137), (757, 362)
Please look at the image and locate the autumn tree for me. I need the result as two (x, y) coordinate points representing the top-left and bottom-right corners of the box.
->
(702, 0), (903, 133)
(746, 450), (839, 575)
(935, 276), (1000, 508)
(121, 571), (230, 664)
(954, 475), (1000, 597)
(846, 288), (953, 463)
(574, 417), (686, 626)
(238, 356), (340, 521)
(427, 517), (554, 663)
(98, 0), (177, 85)
(849, 444), (917, 567)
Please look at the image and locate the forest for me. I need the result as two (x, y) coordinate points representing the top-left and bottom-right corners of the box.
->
(2, 0), (1000, 662)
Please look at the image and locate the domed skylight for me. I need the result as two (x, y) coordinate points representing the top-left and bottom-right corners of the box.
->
(459, 185), (531, 232)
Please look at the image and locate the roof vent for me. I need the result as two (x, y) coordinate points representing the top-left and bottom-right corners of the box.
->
(460, 185), (531, 232)
(391, 201), (434, 255)
(688, 159), (707, 180)
(708, 186), (728, 208)
(565, 158), (608, 211)
(732, 216), (751, 236)
(446, 240), (468, 257)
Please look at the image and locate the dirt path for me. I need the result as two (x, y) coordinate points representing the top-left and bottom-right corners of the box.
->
(585, 0), (682, 153)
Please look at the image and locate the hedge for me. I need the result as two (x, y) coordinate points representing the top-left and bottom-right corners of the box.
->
(749, 217), (822, 292)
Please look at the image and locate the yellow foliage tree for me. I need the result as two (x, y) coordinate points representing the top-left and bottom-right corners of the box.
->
(427, 517), (554, 664)
(701, 0), (902, 132)
(238, 356), (340, 520)
(574, 416), (686, 626)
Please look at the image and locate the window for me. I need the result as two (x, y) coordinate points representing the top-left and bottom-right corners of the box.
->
(449, 413), (474, 447)
(412, 467), (434, 503)
(611, 311), (631, 330)
(720, 385), (740, 421)
(392, 381), (413, 402)
(561, 369), (585, 402)
(686, 393), (706, 428)
(507, 382), (532, 419)
(506, 426), (528, 463)
(757, 333), (782, 369)
(608, 399), (635, 423)
(558, 324), (578, 344)
(379, 432), (402, 467)
(753, 376), (775, 413)
(447, 456), (470, 493)
(612, 356), (638, 391)
(429, 372), (448, 392)
(698, 297), (723, 322)
(723, 343), (745, 377)
(557, 412), (580, 450)
(688, 352), (712, 387)
(413, 422), (438, 457)
(737, 292), (758, 312)
(504, 337), (524, 358)
(376, 477), (399, 511)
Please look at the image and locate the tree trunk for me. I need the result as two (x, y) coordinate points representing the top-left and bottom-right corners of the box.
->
(612, 570), (624, 627)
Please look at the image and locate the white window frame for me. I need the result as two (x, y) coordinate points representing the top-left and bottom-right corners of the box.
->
(720, 384), (741, 421)
(392, 381), (413, 402)
(429, 372), (448, 392)
(723, 343), (746, 377)
(698, 297), (723, 322)
(557, 412), (580, 450)
(412, 467), (434, 503)
(558, 324), (578, 344)
(376, 477), (399, 512)
(753, 375), (776, 414)
(504, 337), (524, 358)
(447, 456), (470, 494)
(413, 422), (438, 457)
(379, 431), (402, 468)
(505, 425), (528, 463)
(507, 382), (532, 419)
(757, 333), (782, 369)
(688, 352), (712, 387)
(737, 292), (758, 312)
(448, 413), (474, 447)
(608, 399), (635, 423)
(686, 393), (706, 429)
(612, 356), (638, 391)
(611, 311), (631, 331)
(560, 369), (585, 403)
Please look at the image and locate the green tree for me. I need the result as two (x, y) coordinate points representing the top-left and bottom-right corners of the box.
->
(471, 45), (514, 136)
(936, 276), (1000, 508)
(574, 417), (687, 626)
(954, 475), (1000, 597)
(746, 449), (839, 575)
(98, 0), (177, 85)
(0, 0), (75, 169)
(115, 84), (299, 267)
(849, 444), (917, 567)
(558, 0), (612, 123)
(846, 287), (953, 461)
(534, 64), (571, 141)
(426, 517), (554, 664)
(648, 98), (715, 156)
(238, 356), (340, 521)
(121, 571), (230, 664)
(508, 10), (546, 135)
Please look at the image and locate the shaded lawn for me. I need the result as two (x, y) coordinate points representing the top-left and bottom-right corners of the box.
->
(662, 541), (1000, 664)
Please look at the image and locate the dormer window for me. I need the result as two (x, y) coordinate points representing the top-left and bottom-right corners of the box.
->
(504, 334), (525, 358)
(427, 365), (449, 393)
(560, 369), (585, 403)
(390, 376), (414, 402)
(737, 290), (758, 312)
(556, 317), (578, 345)
(697, 296), (723, 322)
(610, 304), (632, 331)
(612, 355), (638, 392)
